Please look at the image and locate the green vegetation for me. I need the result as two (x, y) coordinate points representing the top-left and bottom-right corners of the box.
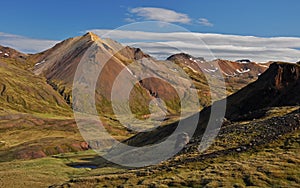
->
(0, 59), (71, 116)
(0, 106), (298, 187)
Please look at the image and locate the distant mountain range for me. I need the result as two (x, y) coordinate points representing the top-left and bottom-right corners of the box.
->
(0, 32), (298, 160)
(1, 32), (269, 115)
(1, 32), (300, 187)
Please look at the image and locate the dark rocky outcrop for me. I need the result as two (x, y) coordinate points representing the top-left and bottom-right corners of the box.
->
(225, 62), (300, 120)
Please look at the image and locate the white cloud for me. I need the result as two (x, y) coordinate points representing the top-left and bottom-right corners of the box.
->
(88, 29), (300, 62)
(0, 32), (58, 53)
(198, 18), (213, 27)
(124, 17), (136, 23)
(130, 42), (300, 62)
(128, 7), (191, 24)
(2, 29), (300, 63)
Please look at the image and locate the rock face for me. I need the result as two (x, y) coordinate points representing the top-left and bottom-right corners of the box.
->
(225, 62), (300, 120)
(274, 63), (300, 90)
(127, 47), (151, 60)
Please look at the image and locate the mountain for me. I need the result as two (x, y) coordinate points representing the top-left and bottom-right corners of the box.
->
(167, 53), (268, 78)
(225, 62), (300, 121)
(0, 45), (27, 61)
(29, 32), (176, 117)
(0, 47), (70, 115)
(0, 33), (299, 187)
(50, 62), (300, 188)
(30, 34), (269, 115)
(167, 53), (269, 94)
(0, 46), (88, 161)
(0, 33), (271, 160)
(125, 62), (300, 147)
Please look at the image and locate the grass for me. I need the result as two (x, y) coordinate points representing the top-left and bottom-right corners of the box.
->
(55, 124), (299, 188)
(0, 111), (139, 163)
(0, 107), (297, 187)
(0, 154), (94, 188)
(0, 60), (71, 117)
(0, 149), (127, 188)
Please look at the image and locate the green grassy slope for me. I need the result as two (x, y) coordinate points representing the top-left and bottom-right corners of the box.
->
(0, 58), (71, 116)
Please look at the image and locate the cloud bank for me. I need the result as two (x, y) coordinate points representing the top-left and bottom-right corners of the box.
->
(1, 30), (299, 63)
(89, 29), (300, 62)
(0, 32), (58, 53)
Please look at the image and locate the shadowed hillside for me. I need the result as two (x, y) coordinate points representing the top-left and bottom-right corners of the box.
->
(125, 62), (300, 147)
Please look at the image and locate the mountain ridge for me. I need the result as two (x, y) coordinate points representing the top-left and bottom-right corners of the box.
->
(124, 61), (300, 147)
(0, 32), (288, 160)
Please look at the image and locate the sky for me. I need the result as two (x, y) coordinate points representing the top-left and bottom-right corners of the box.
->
(0, 0), (300, 62)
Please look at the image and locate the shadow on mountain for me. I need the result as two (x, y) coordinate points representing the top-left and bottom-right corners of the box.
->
(124, 62), (300, 147)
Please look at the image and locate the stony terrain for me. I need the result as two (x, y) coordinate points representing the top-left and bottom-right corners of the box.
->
(49, 107), (300, 187)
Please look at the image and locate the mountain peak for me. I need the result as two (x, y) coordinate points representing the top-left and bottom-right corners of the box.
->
(166, 53), (205, 62)
(83, 32), (100, 41)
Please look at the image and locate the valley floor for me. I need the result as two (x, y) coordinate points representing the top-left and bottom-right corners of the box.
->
(0, 108), (299, 188)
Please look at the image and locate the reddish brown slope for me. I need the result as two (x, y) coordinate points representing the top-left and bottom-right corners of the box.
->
(167, 53), (269, 95)
(29, 32), (157, 116)
(167, 53), (268, 78)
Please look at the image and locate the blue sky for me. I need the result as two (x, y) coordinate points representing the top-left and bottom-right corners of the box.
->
(0, 0), (300, 62)
(0, 0), (299, 40)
